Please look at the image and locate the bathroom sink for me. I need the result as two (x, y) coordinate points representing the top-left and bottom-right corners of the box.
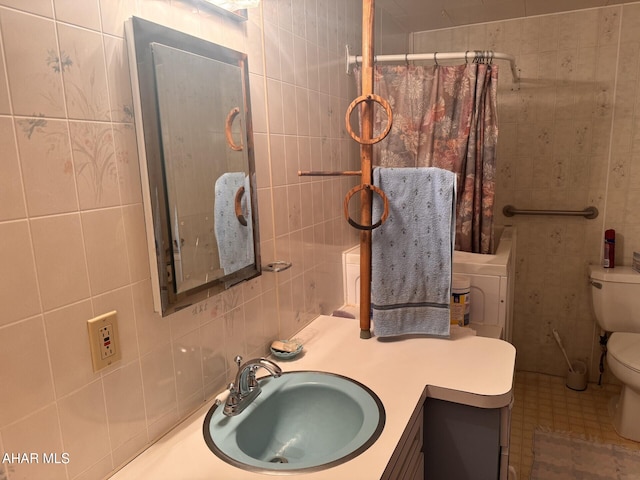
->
(203, 371), (385, 473)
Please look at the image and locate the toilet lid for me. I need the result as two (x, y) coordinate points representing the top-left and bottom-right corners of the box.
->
(608, 333), (640, 374)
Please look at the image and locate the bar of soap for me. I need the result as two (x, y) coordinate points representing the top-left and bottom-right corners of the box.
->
(271, 340), (299, 353)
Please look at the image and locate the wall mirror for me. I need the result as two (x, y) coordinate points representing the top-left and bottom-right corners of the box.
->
(126, 16), (260, 316)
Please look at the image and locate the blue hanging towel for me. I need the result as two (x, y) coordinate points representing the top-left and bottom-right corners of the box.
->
(371, 167), (456, 338)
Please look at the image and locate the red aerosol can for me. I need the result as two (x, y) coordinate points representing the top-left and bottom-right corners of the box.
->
(603, 229), (615, 268)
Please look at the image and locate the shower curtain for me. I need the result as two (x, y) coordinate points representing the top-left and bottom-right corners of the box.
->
(354, 63), (498, 254)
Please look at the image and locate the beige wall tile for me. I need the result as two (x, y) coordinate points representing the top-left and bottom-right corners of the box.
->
(200, 315), (228, 387)
(0, 38), (10, 114)
(73, 455), (113, 480)
(279, 28), (295, 85)
(140, 343), (177, 424)
(257, 188), (274, 241)
(0, 10), (64, 117)
(271, 186), (288, 237)
(99, 0), (137, 37)
(0, 220), (40, 325)
(53, 0), (101, 30)
(30, 214), (91, 311)
(81, 208), (130, 295)
(15, 117), (77, 217)
(266, 78), (284, 133)
(281, 82), (297, 134)
(57, 380), (111, 478)
(44, 300), (97, 398)
(103, 360), (147, 451)
(0, 317), (55, 428)
(57, 24), (110, 121)
(103, 36), (134, 123)
(132, 280), (170, 356)
(263, 20), (281, 80)
(244, 294), (267, 353)
(0, 405), (66, 480)
(0, 118), (25, 220)
(284, 135), (300, 185)
(121, 204), (150, 283)
(173, 328), (204, 406)
(0, 0), (53, 16)
(112, 124), (142, 205)
(223, 306), (247, 367)
(69, 121), (120, 209)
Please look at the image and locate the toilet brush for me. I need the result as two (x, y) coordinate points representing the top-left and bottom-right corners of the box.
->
(553, 329), (575, 373)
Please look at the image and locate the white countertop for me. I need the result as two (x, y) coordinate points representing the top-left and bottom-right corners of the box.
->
(110, 315), (516, 480)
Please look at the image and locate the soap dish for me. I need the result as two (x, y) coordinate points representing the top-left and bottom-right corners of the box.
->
(270, 340), (303, 359)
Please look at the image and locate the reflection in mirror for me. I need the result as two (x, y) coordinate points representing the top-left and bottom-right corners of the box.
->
(126, 17), (260, 316)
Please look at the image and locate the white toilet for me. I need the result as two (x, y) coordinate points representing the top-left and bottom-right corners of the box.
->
(589, 265), (640, 442)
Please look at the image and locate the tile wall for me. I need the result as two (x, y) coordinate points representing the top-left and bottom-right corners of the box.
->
(0, 1), (373, 479)
(413, 3), (640, 381)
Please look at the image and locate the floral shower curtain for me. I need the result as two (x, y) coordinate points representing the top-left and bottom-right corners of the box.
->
(355, 63), (499, 254)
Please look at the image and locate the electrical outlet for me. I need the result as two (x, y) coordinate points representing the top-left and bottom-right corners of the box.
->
(87, 311), (122, 372)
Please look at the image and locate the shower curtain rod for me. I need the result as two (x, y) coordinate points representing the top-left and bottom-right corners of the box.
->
(345, 45), (520, 83)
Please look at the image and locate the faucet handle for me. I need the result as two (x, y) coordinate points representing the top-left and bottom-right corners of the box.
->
(223, 382), (240, 415)
(234, 355), (243, 367)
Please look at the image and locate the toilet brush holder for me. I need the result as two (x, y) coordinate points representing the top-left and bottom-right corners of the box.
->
(566, 360), (588, 391)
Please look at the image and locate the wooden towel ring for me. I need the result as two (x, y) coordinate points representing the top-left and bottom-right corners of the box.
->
(225, 107), (243, 151)
(234, 186), (248, 226)
(345, 94), (393, 145)
(343, 183), (389, 230)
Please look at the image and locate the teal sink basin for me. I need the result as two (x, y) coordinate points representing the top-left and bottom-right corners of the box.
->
(203, 371), (385, 473)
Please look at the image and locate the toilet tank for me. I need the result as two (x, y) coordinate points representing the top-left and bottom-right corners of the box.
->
(589, 265), (640, 333)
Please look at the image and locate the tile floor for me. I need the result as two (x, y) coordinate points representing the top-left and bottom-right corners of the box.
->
(509, 371), (640, 479)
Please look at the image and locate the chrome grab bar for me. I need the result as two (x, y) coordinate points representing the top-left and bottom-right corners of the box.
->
(503, 205), (598, 219)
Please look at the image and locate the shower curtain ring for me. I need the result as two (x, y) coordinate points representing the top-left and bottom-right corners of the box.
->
(465, 50), (469, 64)
(405, 53), (409, 66)
(433, 52), (439, 66)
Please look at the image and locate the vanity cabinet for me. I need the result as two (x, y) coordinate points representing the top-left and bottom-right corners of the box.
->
(382, 389), (512, 480)
(381, 402), (424, 480)
(423, 397), (513, 480)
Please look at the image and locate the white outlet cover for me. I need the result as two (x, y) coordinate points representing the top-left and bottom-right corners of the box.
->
(87, 311), (122, 372)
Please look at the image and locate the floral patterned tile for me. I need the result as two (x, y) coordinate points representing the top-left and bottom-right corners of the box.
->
(57, 24), (110, 121)
(14, 117), (78, 216)
(0, 10), (65, 117)
(69, 121), (120, 209)
(103, 36), (135, 123)
(112, 123), (142, 205)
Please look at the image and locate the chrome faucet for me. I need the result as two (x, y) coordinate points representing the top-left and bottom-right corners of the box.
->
(223, 355), (282, 416)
